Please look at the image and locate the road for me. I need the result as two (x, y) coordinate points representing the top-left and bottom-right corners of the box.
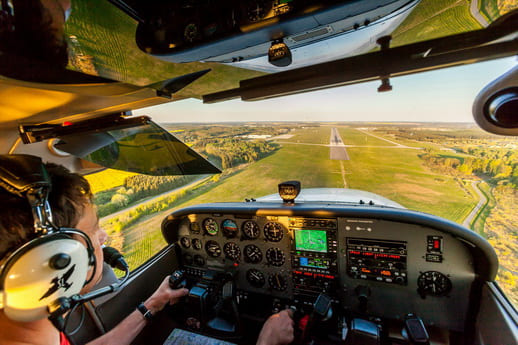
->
(100, 175), (210, 222)
(470, 0), (489, 27)
(330, 127), (350, 160)
(462, 181), (488, 228)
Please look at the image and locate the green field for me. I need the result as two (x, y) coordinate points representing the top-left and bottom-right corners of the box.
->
(67, 0), (263, 95)
(391, 0), (482, 46)
(338, 128), (396, 146)
(102, 125), (482, 271)
(479, 0), (500, 22)
(277, 127), (331, 145)
(170, 126), (474, 221)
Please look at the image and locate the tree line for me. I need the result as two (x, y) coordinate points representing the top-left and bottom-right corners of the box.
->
(419, 147), (517, 186)
(95, 174), (196, 217)
(203, 139), (278, 170)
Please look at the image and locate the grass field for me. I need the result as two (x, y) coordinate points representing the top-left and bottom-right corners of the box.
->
(102, 125), (481, 270)
(168, 126), (474, 221)
(338, 128), (396, 146)
(391, 0), (482, 46)
(479, 0), (500, 22)
(276, 127), (331, 145)
(67, 0), (263, 95)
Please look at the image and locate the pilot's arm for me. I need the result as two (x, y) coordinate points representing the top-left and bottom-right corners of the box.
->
(256, 309), (295, 345)
(85, 277), (189, 345)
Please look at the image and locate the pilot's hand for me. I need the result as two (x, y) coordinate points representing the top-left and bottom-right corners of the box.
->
(144, 276), (189, 314)
(256, 309), (295, 345)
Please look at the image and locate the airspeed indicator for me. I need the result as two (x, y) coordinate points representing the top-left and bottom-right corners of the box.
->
(203, 218), (219, 235)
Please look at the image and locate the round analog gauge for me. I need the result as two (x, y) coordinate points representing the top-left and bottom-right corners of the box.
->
(247, 1), (267, 22)
(184, 23), (199, 42)
(417, 271), (452, 297)
(222, 219), (239, 238)
(190, 222), (201, 234)
(246, 269), (265, 288)
(266, 248), (285, 266)
(205, 240), (222, 257)
(180, 237), (191, 248)
(193, 255), (205, 267)
(203, 218), (219, 236)
(224, 242), (241, 261)
(268, 273), (287, 291)
(242, 220), (260, 239)
(264, 222), (283, 242)
(192, 238), (202, 250)
(244, 244), (263, 263)
(183, 253), (193, 265)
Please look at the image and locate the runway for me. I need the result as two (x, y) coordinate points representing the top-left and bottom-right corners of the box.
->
(330, 127), (349, 160)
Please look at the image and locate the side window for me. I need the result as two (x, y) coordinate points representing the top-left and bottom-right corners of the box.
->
(85, 169), (197, 270)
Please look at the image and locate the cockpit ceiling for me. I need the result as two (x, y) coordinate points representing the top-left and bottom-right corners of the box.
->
(0, 0), (516, 125)
(0, 78), (178, 126)
(63, 0), (515, 88)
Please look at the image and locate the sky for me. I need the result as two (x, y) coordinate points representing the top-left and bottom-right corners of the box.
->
(134, 57), (517, 124)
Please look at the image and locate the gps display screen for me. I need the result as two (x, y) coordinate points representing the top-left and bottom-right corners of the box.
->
(295, 229), (327, 253)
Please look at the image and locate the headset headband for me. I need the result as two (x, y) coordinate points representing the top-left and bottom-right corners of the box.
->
(0, 154), (56, 234)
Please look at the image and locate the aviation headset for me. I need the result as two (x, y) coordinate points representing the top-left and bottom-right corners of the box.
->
(0, 154), (96, 322)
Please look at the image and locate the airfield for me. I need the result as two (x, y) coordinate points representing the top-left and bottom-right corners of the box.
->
(99, 124), (481, 268)
(91, 122), (517, 305)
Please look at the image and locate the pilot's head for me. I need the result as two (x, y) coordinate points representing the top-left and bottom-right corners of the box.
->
(0, 163), (107, 318)
(0, 0), (71, 68)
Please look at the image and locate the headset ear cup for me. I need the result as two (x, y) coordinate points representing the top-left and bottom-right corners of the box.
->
(60, 228), (97, 285)
(1, 236), (89, 322)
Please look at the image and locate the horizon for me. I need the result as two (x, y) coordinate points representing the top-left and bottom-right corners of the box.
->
(135, 57), (517, 124)
(157, 120), (479, 125)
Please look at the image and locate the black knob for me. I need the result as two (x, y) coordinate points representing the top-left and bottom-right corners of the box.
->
(49, 253), (71, 270)
(395, 276), (406, 285)
(355, 285), (371, 301)
(169, 270), (185, 288)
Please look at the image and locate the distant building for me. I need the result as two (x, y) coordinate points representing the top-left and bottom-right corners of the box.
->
(239, 134), (272, 139)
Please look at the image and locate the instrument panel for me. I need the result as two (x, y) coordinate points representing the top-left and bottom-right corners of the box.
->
(166, 204), (497, 332)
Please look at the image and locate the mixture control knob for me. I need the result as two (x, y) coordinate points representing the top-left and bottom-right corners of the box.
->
(395, 276), (406, 285)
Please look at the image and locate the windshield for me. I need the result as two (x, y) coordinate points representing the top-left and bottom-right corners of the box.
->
(85, 57), (518, 308)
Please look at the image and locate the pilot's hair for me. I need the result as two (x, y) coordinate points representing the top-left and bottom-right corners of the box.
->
(0, 164), (92, 258)
(0, 0), (68, 67)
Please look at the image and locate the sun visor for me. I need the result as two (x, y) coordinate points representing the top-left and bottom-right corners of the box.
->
(55, 121), (221, 176)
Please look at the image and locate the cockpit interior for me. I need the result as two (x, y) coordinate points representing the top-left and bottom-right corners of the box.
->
(0, 1), (516, 345)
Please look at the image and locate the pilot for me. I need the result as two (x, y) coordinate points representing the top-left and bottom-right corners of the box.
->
(0, 0), (71, 79)
(0, 162), (294, 345)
